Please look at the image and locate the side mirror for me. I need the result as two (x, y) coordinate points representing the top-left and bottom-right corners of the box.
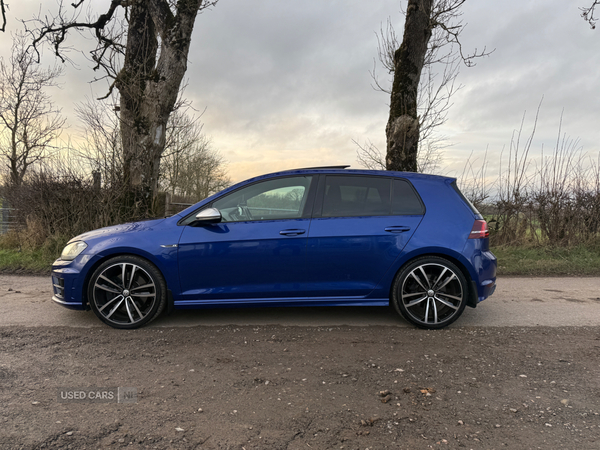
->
(191, 207), (222, 225)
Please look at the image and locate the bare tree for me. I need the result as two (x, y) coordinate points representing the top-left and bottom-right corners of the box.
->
(355, 140), (386, 171)
(0, 34), (65, 186)
(160, 109), (230, 201)
(160, 108), (204, 196)
(75, 95), (123, 188)
(365, 15), (459, 172)
(356, 137), (442, 173)
(165, 145), (230, 201)
(581, 1), (600, 28)
(25, 0), (219, 214)
(76, 94), (229, 202)
(382, 0), (490, 173)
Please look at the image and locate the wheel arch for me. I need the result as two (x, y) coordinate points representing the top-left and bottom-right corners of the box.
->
(80, 248), (172, 309)
(388, 249), (478, 308)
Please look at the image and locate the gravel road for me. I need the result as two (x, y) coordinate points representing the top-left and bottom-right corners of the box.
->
(1, 275), (599, 449)
(1, 275), (599, 328)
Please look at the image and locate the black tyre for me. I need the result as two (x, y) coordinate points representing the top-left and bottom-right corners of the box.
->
(88, 255), (167, 329)
(392, 256), (468, 329)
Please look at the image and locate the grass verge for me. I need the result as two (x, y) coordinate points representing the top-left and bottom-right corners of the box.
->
(0, 231), (67, 275)
(492, 244), (600, 277)
(0, 248), (55, 274)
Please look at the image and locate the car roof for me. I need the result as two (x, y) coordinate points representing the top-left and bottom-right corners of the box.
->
(174, 166), (457, 219)
(257, 166), (456, 184)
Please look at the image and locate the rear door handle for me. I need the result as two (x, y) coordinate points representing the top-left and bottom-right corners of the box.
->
(385, 226), (411, 233)
(280, 229), (306, 236)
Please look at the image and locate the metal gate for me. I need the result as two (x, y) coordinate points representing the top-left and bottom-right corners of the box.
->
(0, 201), (16, 235)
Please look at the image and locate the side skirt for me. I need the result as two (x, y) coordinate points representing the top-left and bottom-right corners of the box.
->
(173, 297), (390, 309)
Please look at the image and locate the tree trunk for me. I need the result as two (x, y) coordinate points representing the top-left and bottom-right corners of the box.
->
(117, 0), (203, 215)
(386, 0), (433, 172)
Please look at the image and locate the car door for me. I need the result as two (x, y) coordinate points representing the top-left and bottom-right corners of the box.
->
(304, 175), (424, 298)
(177, 175), (315, 303)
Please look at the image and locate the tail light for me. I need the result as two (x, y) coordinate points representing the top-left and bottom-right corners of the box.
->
(469, 220), (489, 239)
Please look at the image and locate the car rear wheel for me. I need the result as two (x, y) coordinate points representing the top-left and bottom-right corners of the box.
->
(88, 256), (166, 329)
(392, 256), (468, 329)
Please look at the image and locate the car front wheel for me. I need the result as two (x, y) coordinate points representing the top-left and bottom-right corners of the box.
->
(392, 256), (468, 329)
(88, 255), (167, 329)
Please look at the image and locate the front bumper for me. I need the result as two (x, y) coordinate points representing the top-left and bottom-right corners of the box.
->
(51, 294), (87, 310)
(51, 257), (91, 311)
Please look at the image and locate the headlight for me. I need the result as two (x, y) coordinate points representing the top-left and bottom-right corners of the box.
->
(61, 241), (88, 261)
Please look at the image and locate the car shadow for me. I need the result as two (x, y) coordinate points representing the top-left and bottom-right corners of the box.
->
(150, 305), (410, 328)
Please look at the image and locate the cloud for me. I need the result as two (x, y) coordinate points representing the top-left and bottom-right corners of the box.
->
(2, 0), (599, 183)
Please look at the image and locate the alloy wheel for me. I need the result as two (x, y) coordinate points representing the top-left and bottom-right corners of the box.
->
(91, 261), (158, 327)
(399, 262), (465, 328)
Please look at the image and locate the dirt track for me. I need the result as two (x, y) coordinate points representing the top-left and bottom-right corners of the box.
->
(1, 325), (600, 449)
(1, 276), (599, 449)
(1, 275), (600, 328)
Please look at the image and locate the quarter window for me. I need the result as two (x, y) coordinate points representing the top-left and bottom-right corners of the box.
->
(392, 179), (425, 215)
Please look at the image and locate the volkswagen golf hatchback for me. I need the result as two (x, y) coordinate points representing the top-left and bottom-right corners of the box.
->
(52, 167), (496, 329)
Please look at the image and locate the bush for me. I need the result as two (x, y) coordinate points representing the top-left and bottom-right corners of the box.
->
(0, 170), (161, 251)
(459, 109), (600, 248)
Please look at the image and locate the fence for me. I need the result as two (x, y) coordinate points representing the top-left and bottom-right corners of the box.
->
(0, 205), (16, 235)
(164, 192), (194, 216)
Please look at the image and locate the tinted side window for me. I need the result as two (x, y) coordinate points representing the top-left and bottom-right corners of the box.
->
(392, 179), (425, 215)
(322, 176), (391, 217)
(213, 176), (313, 222)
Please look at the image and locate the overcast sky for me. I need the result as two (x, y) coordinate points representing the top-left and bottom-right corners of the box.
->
(2, 0), (599, 184)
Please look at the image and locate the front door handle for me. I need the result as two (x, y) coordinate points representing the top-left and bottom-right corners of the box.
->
(280, 229), (306, 236)
(385, 226), (411, 233)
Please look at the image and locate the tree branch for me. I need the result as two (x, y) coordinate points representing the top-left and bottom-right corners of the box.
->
(430, 0), (494, 67)
(581, 1), (600, 29)
(0, 34), (65, 185)
(27, 0), (125, 63)
(1, 0), (7, 32)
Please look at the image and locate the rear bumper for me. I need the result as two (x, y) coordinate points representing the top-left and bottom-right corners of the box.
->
(463, 244), (497, 307)
(474, 249), (497, 304)
(479, 278), (496, 302)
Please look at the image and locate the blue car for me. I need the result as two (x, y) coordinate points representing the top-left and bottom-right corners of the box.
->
(52, 166), (496, 330)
